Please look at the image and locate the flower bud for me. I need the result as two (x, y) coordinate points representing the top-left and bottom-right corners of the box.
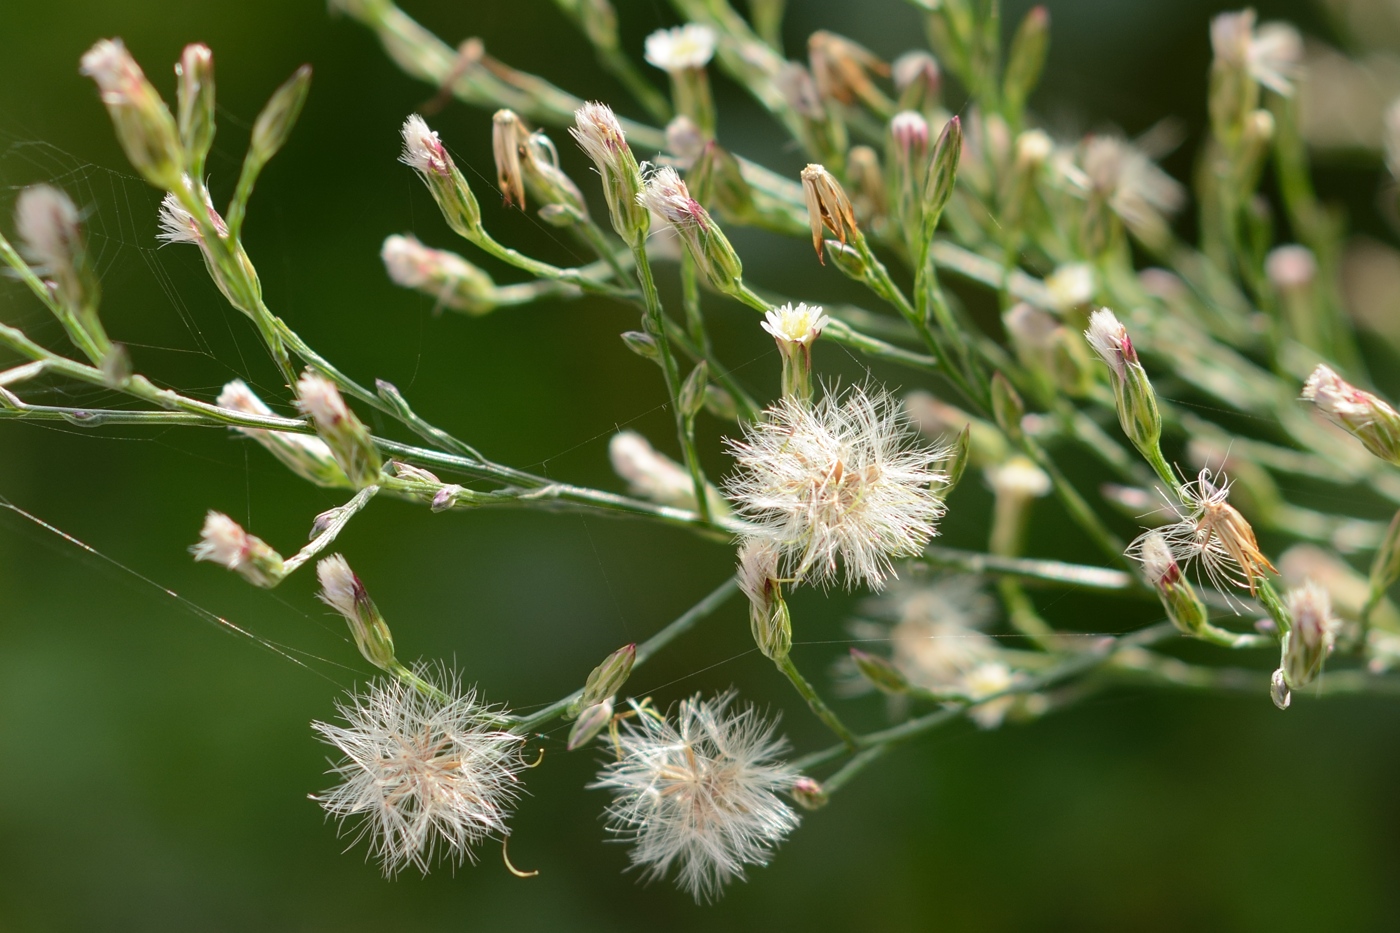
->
(1281, 581), (1341, 689)
(703, 384), (739, 422)
(521, 131), (589, 222)
(295, 371), (382, 487)
(645, 24), (718, 134)
(889, 110), (930, 248)
(637, 165), (743, 295)
(791, 776), (829, 810)
(581, 644), (637, 708)
(567, 698), (614, 751)
(609, 431), (693, 507)
(1135, 531), (1210, 637)
(317, 554), (397, 672)
(800, 163), (858, 261)
(761, 303), (830, 403)
(571, 102), (649, 247)
(1302, 365), (1400, 465)
(679, 361), (709, 421)
(216, 380), (351, 488)
(249, 65), (311, 168)
(621, 330), (660, 362)
(175, 44), (216, 178)
(922, 115), (962, 231)
(849, 648), (909, 694)
(892, 51), (940, 113)
(845, 145), (886, 226)
(1084, 309), (1162, 461)
(990, 372), (1025, 441)
(80, 39), (184, 190)
(737, 540), (791, 662)
(15, 184), (96, 319)
(191, 511), (285, 588)
(1002, 6), (1049, 115)
(823, 239), (869, 280)
(381, 234), (497, 315)
(688, 141), (754, 222)
(943, 424), (972, 492)
(491, 109), (528, 209)
(400, 114), (482, 238)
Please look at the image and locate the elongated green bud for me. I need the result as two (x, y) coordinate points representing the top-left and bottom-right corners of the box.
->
(251, 65), (310, 167)
(1303, 365), (1400, 466)
(922, 115), (962, 229)
(850, 648), (909, 694)
(737, 540), (791, 662)
(317, 554), (397, 671)
(581, 643), (637, 708)
(1084, 309), (1162, 461)
(571, 102), (649, 246)
(791, 776), (829, 810)
(175, 44), (216, 178)
(621, 330), (660, 362)
(679, 362), (709, 420)
(1002, 6), (1049, 116)
(990, 371), (1025, 441)
(567, 698), (614, 750)
(943, 424), (972, 492)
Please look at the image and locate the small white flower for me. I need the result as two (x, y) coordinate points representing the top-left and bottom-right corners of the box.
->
(400, 114), (452, 177)
(644, 24), (718, 72)
(1211, 10), (1302, 96)
(1045, 262), (1096, 311)
(725, 386), (947, 590)
(591, 691), (798, 902)
(570, 102), (628, 172)
(190, 510), (283, 587)
(608, 431), (696, 508)
(312, 670), (526, 876)
(962, 661), (1017, 730)
(761, 302), (830, 348)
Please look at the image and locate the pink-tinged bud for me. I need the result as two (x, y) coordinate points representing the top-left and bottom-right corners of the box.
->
(1084, 308), (1161, 459)
(216, 380), (350, 489)
(737, 539), (791, 661)
(191, 511), (285, 588)
(892, 51), (940, 111)
(571, 102), (648, 246)
(566, 698), (614, 751)
(80, 39), (184, 190)
(380, 234), (497, 315)
(15, 184), (91, 314)
(1302, 365), (1400, 465)
(637, 165), (743, 294)
(317, 554), (398, 671)
(1281, 581), (1341, 689)
(400, 114), (482, 237)
(791, 776), (829, 810)
(175, 44), (216, 176)
(1132, 530), (1209, 636)
(295, 372), (382, 487)
(665, 116), (706, 169)
(890, 110), (930, 159)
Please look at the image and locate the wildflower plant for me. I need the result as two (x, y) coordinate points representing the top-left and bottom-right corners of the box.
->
(7, 0), (1400, 904)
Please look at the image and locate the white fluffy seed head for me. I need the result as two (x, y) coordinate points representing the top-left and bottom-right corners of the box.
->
(761, 302), (830, 347)
(644, 24), (718, 72)
(591, 691), (798, 902)
(724, 385), (947, 590)
(311, 670), (526, 876)
(400, 114), (452, 177)
(156, 192), (199, 245)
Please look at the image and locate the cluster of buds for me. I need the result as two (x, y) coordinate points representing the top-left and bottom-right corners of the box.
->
(738, 540), (792, 662)
(636, 165), (743, 295)
(400, 114), (482, 239)
(566, 643), (637, 750)
(191, 511), (286, 588)
(1302, 365), (1400, 466)
(760, 303), (830, 403)
(295, 372), (382, 488)
(317, 554), (399, 672)
(644, 24), (718, 135)
(1084, 309), (1163, 464)
(571, 103), (649, 247)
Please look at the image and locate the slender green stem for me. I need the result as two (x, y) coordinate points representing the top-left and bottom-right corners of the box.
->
(282, 485), (381, 575)
(776, 655), (860, 749)
(511, 577), (739, 731)
(918, 546), (1139, 592)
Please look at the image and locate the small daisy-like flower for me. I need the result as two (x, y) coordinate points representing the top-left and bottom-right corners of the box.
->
(591, 691), (799, 902)
(1211, 10), (1302, 96)
(644, 24), (718, 73)
(761, 302), (830, 348)
(312, 670), (527, 876)
(400, 113), (452, 177)
(1130, 468), (1277, 599)
(724, 386), (947, 590)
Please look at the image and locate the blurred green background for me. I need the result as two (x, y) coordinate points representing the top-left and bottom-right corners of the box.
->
(1, 0), (1397, 930)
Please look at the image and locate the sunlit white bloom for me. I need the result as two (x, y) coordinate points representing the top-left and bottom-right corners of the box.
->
(761, 302), (830, 347)
(312, 671), (526, 876)
(1130, 467), (1276, 600)
(400, 113), (452, 177)
(591, 692), (798, 901)
(986, 456), (1051, 500)
(609, 430), (695, 508)
(644, 24), (718, 72)
(190, 510), (284, 587)
(725, 386), (947, 589)
(1211, 10), (1302, 96)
